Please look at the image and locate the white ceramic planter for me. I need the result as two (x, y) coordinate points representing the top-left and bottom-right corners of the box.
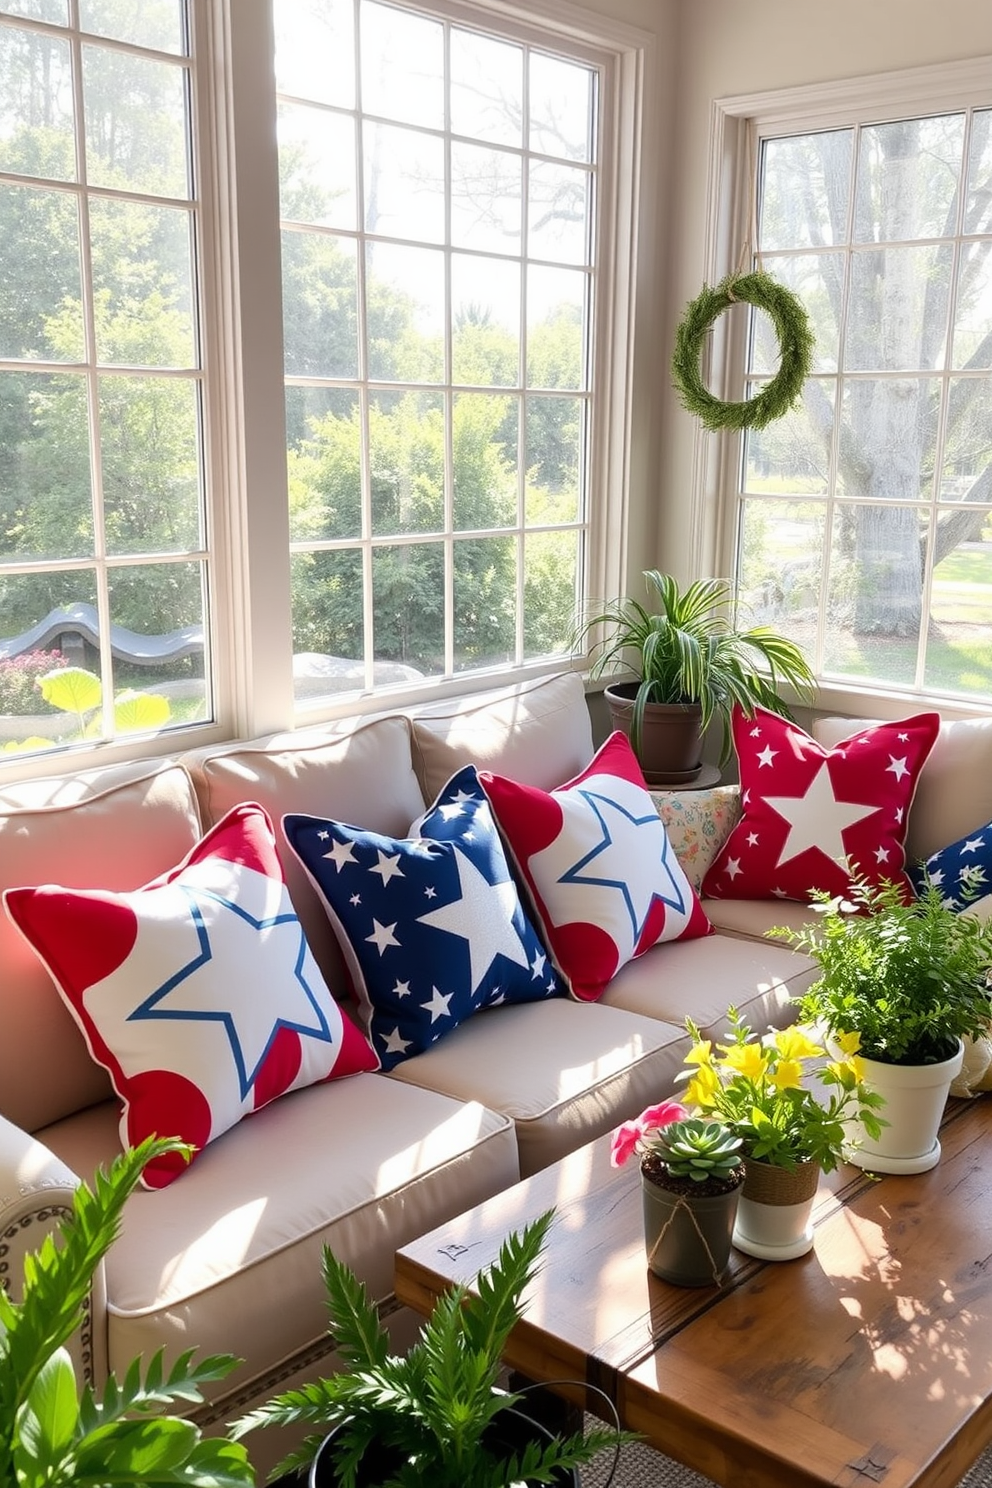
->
(845, 1039), (964, 1174)
(732, 1158), (820, 1262)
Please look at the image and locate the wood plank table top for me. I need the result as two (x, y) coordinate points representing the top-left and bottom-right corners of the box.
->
(394, 1099), (992, 1488)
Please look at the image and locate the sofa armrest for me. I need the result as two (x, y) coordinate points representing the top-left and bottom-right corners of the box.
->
(0, 1117), (106, 1387)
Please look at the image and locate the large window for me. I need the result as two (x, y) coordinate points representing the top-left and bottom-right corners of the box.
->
(273, 0), (600, 708)
(0, 0), (210, 757)
(727, 75), (992, 706)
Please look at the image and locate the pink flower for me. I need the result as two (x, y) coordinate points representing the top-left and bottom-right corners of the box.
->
(609, 1100), (688, 1167)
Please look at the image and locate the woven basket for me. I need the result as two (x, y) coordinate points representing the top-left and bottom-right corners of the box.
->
(741, 1156), (820, 1207)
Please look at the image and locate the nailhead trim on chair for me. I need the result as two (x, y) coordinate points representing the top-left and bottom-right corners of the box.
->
(0, 1205), (95, 1385)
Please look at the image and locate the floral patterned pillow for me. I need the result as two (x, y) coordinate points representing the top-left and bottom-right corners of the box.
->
(649, 785), (742, 892)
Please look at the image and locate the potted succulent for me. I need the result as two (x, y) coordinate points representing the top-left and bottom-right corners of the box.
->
(0, 1134), (253, 1488)
(573, 570), (815, 783)
(610, 1100), (744, 1286)
(772, 878), (992, 1174)
(678, 1009), (885, 1259)
(233, 1207), (626, 1487)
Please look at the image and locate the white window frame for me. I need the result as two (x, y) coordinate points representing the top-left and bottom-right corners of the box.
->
(702, 54), (992, 723)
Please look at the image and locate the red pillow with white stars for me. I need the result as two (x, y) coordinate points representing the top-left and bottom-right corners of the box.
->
(3, 802), (378, 1189)
(701, 706), (940, 904)
(480, 731), (712, 1003)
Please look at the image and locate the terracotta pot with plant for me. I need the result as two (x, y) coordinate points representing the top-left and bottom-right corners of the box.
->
(610, 1101), (745, 1286)
(573, 570), (815, 784)
(678, 1009), (885, 1260)
(772, 878), (992, 1175)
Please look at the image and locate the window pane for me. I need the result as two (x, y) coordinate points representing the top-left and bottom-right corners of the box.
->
(759, 130), (852, 252)
(528, 160), (590, 265)
(0, 0), (66, 22)
(450, 30), (522, 148)
(0, 27), (75, 181)
(0, 184), (83, 360)
(823, 504), (927, 685)
(0, 372), (93, 558)
(966, 111), (992, 233)
(450, 140), (521, 254)
(0, 576), (100, 754)
(108, 559), (208, 730)
(926, 518), (992, 697)
(282, 230), (358, 379)
(525, 394), (582, 523)
(527, 266), (586, 390)
(836, 378), (936, 501)
(743, 383), (833, 497)
(452, 255), (520, 387)
(273, 0), (354, 109)
(524, 528), (578, 659)
(453, 392), (516, 531)
(529, 53), (594, 164)
(83, 46), (189, 198)
(369, 390), (443, 536)
(367, 242), (443, 383)
(291, 547), (364, 699)
(90, 198), (195, 367)
(847, 245), (952, 371)
(854, 115), (965, 244)
(952, 239), (992, 369)
(287, 387), (361, 542)
(278, 104), (357, 231)
(454, 533), (514, 671)
(372, 541), (443, 677)
(100, 375), (201, 555)
(363, 122), (445, 243)
(736, 499), (825, 661)
(748, 253), (841, 374)
(942, 379), (992, 500)
(79, 0), (184, 54)
(361, 1), (443, 131)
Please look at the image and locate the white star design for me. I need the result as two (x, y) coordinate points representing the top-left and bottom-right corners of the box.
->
(424, 885), (436, 898)
(366, 918), (400, 955)
(725, 857), (742, 880)
(898, 732), (909, 742)
(746, 832), (760, 848)
(750, 726), (762, 738)
(895, 807), (904, 823)
(763, 762), (878, 870)
(961, 838), (985, 854)
(742, 789), (751, 806)
(875, 845), (890, 863)
(417, 844), (530, 994)
(928, 868), (945, 886)
(421, 986), (453, 1023)
(349, 893), (361, 906)
(886, 755), (910, 783)
(369, 850), (404, 885)
(757, 746), (778, 768)
(317, 830), (329, 841)
(439, 800), (469, 820)
(381, 1027), (411, 1056)
(393, 979), (411, 999)
(324, 839), (357, 872)
(771, 887), (789, 897)
(531, 950), (547, 980)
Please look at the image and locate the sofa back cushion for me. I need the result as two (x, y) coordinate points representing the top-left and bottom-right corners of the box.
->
(0, 761), (202, 1133)
(410, 671), (593, 803)
(182, 715), (426, 995)
(813, 714), (992, 862)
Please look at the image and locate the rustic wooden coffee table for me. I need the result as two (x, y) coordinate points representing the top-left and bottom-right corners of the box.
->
(395, 1099), (992, 1488)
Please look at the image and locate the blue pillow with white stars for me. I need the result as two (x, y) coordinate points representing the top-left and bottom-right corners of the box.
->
(282, 765), (559, 1069)
(908, 820), (992, 916)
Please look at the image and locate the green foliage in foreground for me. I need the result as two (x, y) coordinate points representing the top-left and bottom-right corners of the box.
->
(0, 1136), (254, 1488)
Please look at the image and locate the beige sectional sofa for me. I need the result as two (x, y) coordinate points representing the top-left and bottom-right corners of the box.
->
(12, 669), (970, 1474)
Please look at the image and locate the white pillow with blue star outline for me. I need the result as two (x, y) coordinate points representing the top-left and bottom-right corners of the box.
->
(283, 765), (559, 1070)
(909, 820), (992, 919)
(3, 802), (379, 1189)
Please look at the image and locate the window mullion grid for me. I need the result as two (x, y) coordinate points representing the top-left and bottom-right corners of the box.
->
(513, 43), (531, 668)
(442, 16), (454, 677)
(352, 0), (376, 692)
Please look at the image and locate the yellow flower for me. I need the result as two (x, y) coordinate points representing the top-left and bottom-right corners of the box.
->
(684, 1040), (713, 1066)
(828, 1055), (866, 1088)
(721, 1043), (768, 1081)
(769, 1058), (803, 1092)
(774, 1026), (823, 1061)
(683, 1065), (720, 1108)
(834, 1029), (862, 1057)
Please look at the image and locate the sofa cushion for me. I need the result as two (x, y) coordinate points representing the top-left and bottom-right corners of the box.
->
(36, 1081), (518, 1401)
(0, 761), (202, 1134)
(283, 765), (559, 1070)
(814, 713), (992, 863)
(703, 705), (939, 903)
(182, 715), (426, 997)
(481, 732), (712, 1003)
(701, 896), (821, 942)
(650, 784), (741, 891)
(410, 671), (594, 802)
(5, 802), (379, 1188)
(387, 996), (691, 1177)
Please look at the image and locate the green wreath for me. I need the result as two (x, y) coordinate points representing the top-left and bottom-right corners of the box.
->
(671, 270), (815, 433)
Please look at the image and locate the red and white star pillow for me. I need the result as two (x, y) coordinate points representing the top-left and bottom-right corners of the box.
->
(701, 706), (940, 904)
(480, 732), (712, 1002)
(3, 803), (378, 1188)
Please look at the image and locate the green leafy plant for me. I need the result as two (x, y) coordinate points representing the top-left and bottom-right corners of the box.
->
(678, 1008), (885, 1171)
(233, 1208), (627, 1487)
(0, 1135), (253, 1488)
(38, 665), (171, 737)
(573, 570), (815, 762)
(772, 878), (992, 1066)
(610, 1100), (743, 1187)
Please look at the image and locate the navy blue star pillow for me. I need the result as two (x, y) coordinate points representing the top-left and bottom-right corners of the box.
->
(909, 821), (992, 917)
(283, 765), (558, 1069)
